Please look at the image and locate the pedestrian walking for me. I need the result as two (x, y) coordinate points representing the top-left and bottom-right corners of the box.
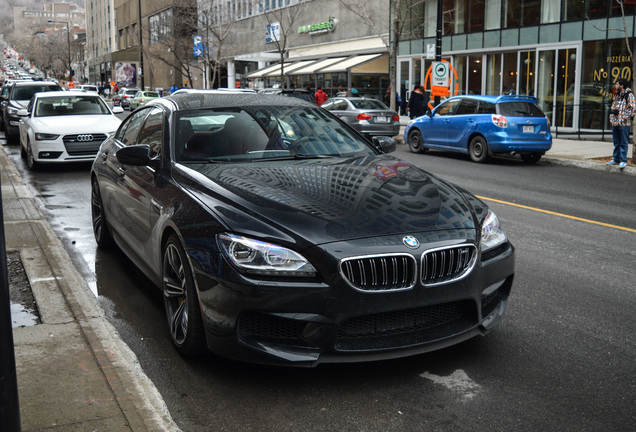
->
(608, 78), (635, 169)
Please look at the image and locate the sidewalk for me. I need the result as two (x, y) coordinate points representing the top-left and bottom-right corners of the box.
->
(1, 145), (179, 431)
(1, 128), (634, 432)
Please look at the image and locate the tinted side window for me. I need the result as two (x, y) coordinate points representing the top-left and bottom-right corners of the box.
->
(137, 107), (164, 158)
(498, 102), (545, 117)
(455, 99), (479, 115)
(478, 101), (496, 114)
(116, 108), (149, 146)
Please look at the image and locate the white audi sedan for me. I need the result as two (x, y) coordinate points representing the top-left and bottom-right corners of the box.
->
(18, 91), (124, 170)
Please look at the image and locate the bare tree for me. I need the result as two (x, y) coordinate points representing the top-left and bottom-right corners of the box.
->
(137, 2), (199, 89)
(260, 3), (307, 88)
(197, 3), (238, 89)
(7, 28), (67, 79)
(337, 0), (404, 111)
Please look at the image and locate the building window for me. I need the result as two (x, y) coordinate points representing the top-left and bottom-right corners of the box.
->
(149, 9), (173, 45)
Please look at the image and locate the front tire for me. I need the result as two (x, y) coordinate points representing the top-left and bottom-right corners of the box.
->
(91, 179), (114, 248)
(469, 136), (489, 163)
(163, 234), (206, 356)
(408, 129), (427, 153)
(26, 140), (39, 170)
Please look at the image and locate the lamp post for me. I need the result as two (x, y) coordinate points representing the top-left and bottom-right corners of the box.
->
(48, 20), (71, 79)
(137, 0), (145, 90)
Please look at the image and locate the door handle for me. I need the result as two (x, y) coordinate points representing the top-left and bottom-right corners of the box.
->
(117, 167), (126, 177)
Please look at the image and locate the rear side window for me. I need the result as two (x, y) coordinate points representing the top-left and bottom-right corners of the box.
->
(455, 99), (479, 115)
(478, 101), (496, 114)
(497, 102), (545, 117)
(350, 99), (388, 110)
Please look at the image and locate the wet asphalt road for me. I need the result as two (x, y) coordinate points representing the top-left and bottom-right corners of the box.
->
(2, 131), (635, 431)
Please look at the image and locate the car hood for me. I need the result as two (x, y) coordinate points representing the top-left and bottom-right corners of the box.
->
(177, 155), (480, 247)
(29, 115), (121, 133)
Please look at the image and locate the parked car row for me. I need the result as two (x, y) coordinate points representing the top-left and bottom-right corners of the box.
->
(1, 84), (538, 367)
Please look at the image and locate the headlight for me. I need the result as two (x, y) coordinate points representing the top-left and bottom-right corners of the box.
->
(35, 133), (60, 141)
(218, 233), (317, 277)
(7, 106), (19, 115)
(481, 209), (507, 252)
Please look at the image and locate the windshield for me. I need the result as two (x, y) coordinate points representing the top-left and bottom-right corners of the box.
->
(35, 96), (111, 117)
(175, 106), (374, 162)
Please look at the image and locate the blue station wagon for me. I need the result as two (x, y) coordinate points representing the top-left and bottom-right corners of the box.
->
(404, 95), (552, 163)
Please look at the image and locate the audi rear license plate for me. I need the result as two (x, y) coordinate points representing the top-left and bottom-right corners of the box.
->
(375, 116), (389, 123)
(523, 125), (534, 133)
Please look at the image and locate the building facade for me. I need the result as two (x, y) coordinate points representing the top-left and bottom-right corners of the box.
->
(397, 0), (636, 132)
(199, 0), (390, 98)
(86, 0), (117, 86)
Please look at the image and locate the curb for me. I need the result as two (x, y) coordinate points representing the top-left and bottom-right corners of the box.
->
(1, 144), (180, 431)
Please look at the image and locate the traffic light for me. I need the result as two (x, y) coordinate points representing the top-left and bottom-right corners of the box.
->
(70, 69), (74, 77)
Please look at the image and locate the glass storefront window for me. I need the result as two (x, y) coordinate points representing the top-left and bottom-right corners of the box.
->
(580, 40), (609, 130)
(468, 0), (485, 33)
(563, 0), (584, 21)
(503, 0), (540, 28)
(502, 52), (518, 94)
(453, 56), (467, 95)
(537, 50), (555, 120)
(486, 53), (501, 95)
(586, 0), (609, 20)
(519, 51), (535, 96)
(555, 48), (576, 128)
(468, 55), (483, 94)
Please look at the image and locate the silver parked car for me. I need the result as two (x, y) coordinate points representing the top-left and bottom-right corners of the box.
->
(321, 97), (400, 138)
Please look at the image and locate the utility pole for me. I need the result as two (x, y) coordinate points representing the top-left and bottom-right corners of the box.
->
(435, 0), (442, 106)
(138, 0), (145, 90)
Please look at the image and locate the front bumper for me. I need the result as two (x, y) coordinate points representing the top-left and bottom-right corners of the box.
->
(187, 231), (515, 367)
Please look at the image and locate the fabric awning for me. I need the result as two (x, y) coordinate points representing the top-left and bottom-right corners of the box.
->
(245, 53), (388, 79)
(318, 54), (383, 73)
(261, 60), (318, 78)
(287, 57), (347, 75)
(244, 62), (293, 79)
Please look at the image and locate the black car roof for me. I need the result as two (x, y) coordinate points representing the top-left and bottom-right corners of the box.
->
(149, 92), (316, 111)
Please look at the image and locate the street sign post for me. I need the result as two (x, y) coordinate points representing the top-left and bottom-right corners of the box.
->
(431, 61), (450, 98)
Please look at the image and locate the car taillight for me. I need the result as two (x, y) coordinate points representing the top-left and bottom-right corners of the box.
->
(491, 114), (508, 128)
(392, 114), (400, 121)
(357, 113), (372, 121)
(546, 115), (551, 128)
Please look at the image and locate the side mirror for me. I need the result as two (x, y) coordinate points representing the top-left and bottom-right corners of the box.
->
(427, 109), (433, 117)
(115, 144), (160, 168)
(372, 136), (397, 154)
(112, 106), (124, 114)
(17, 109), (29, 117)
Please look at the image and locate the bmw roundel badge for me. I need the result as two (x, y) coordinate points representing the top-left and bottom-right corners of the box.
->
(402, 236), (420, 249)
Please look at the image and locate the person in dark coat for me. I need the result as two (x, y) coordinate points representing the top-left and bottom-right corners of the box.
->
(408, 86), (425, 119)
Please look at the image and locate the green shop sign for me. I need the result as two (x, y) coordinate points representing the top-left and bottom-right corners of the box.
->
(298, 16), (337, 35)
